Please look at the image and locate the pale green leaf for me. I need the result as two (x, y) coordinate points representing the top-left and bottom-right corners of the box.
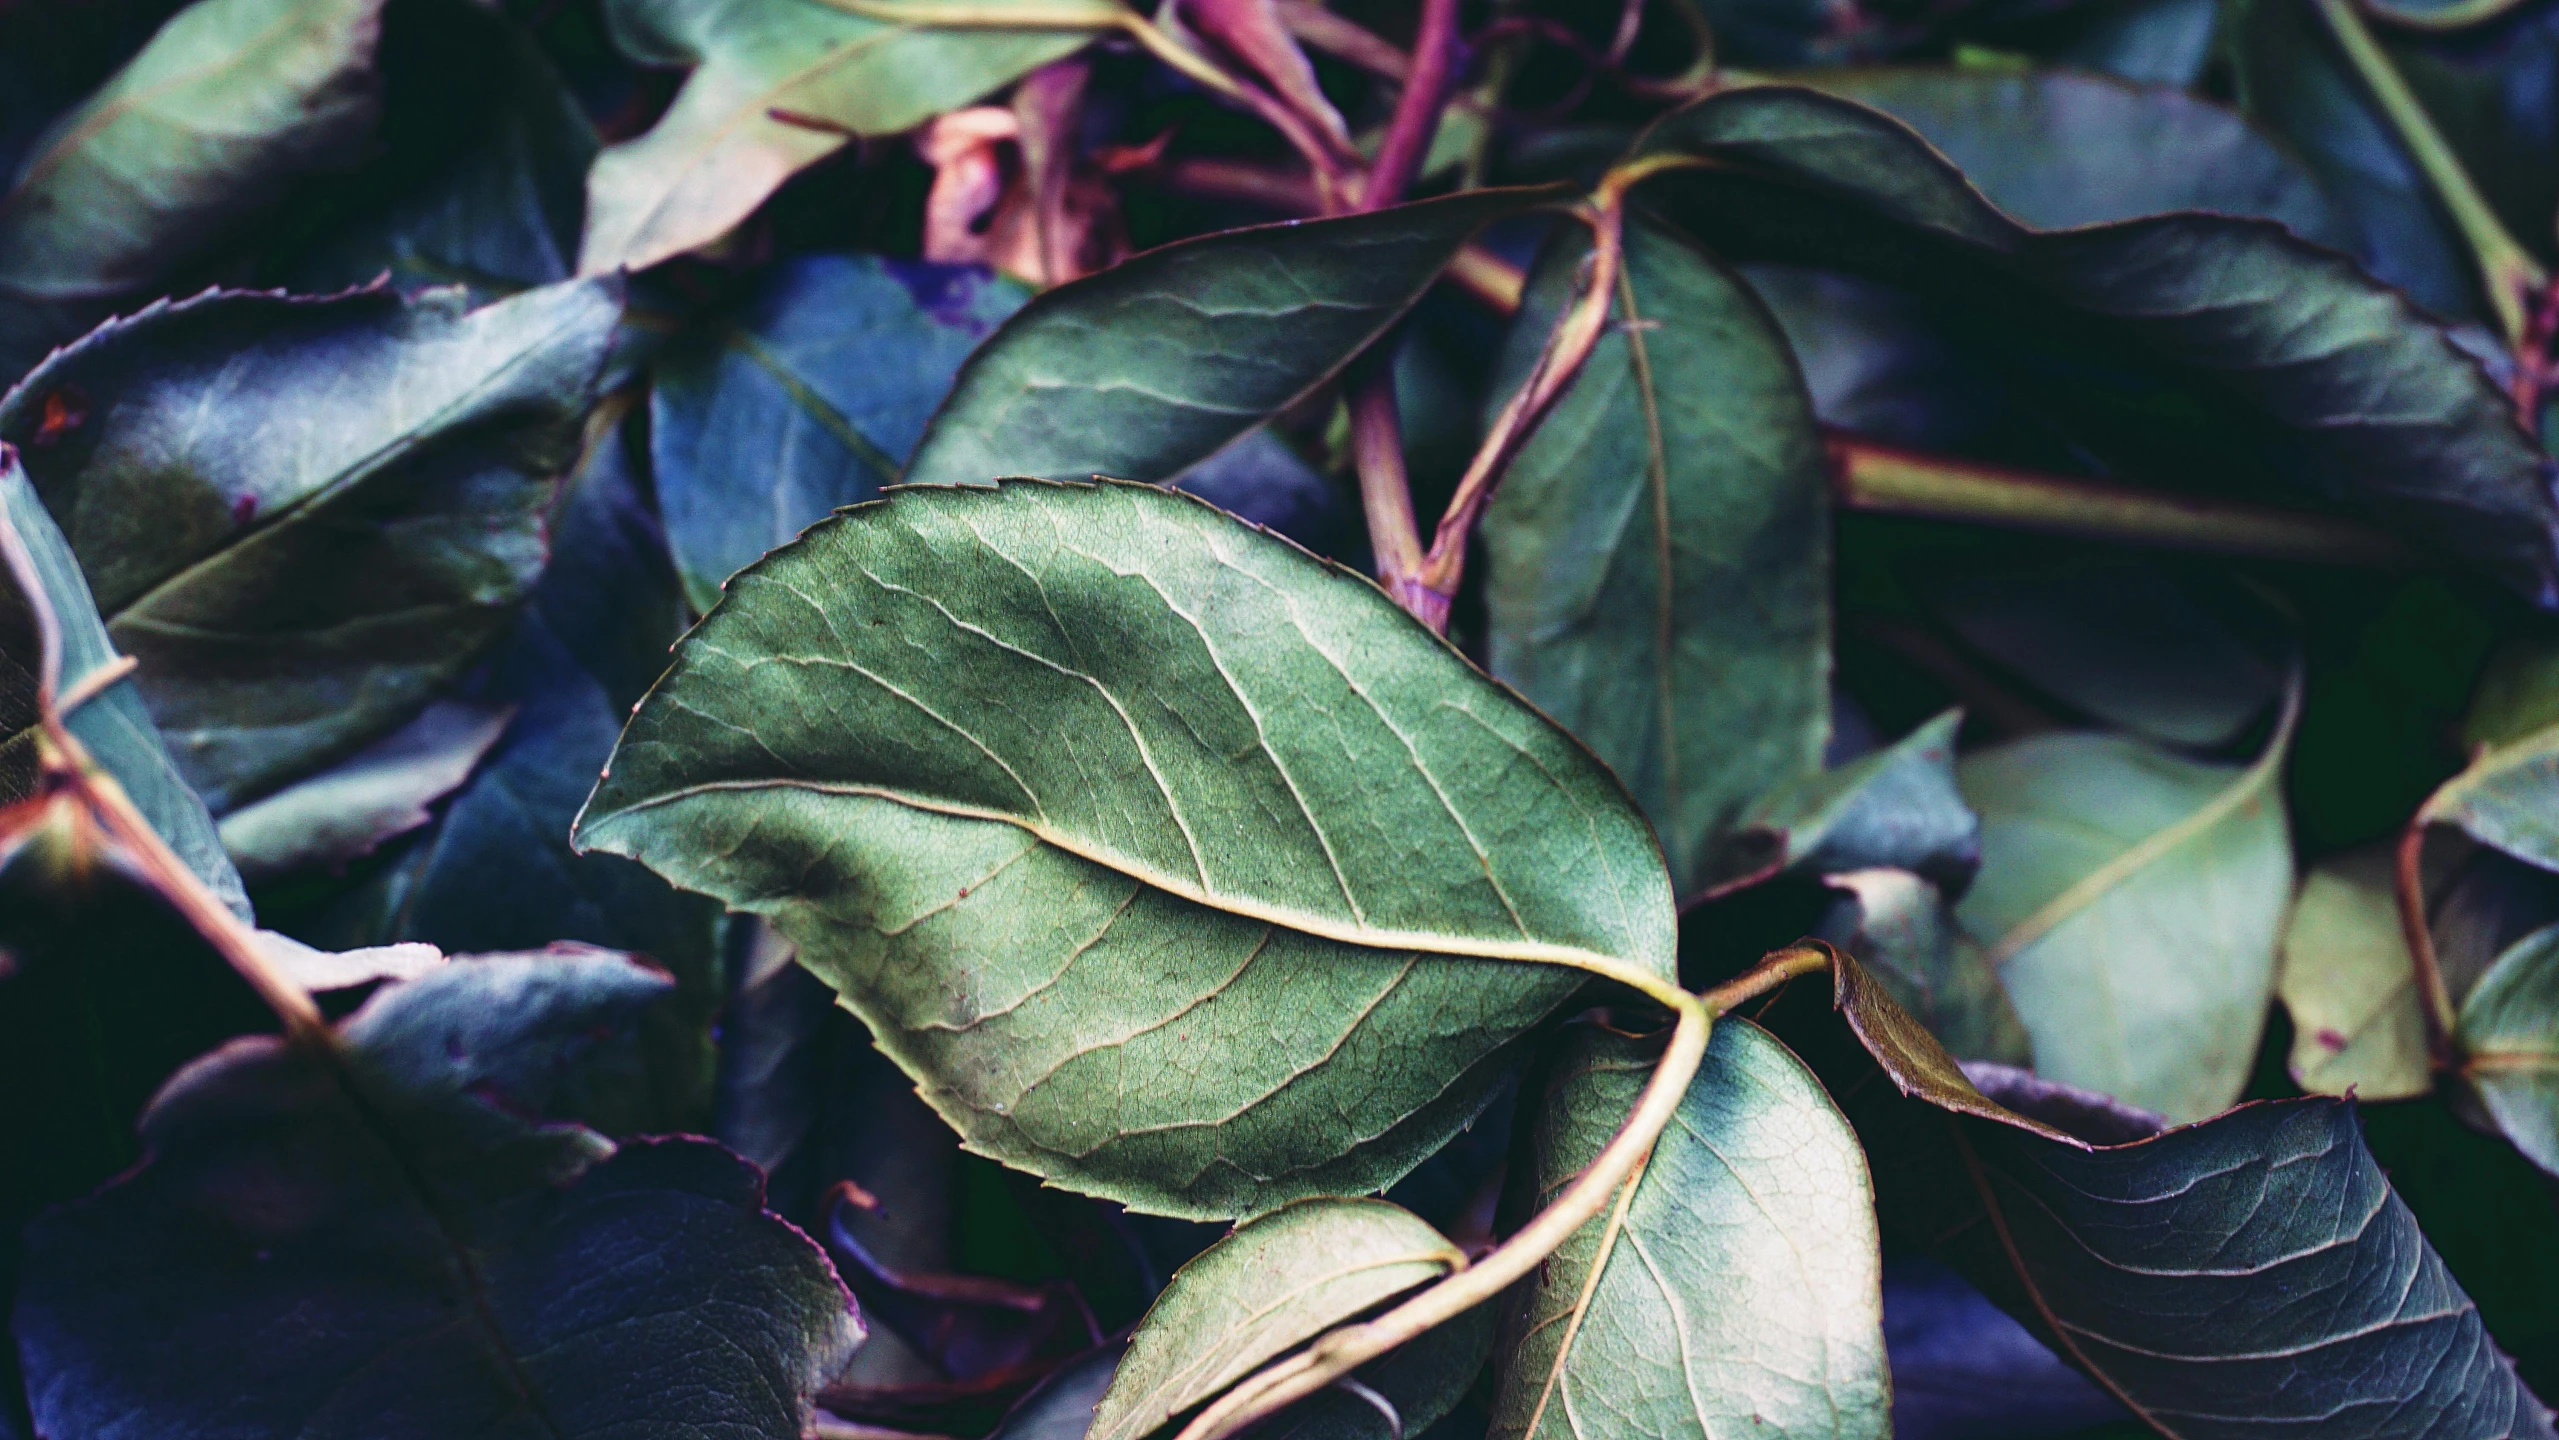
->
(2277, 844), (2431, 1101)
(1955, 703), (2297, 1120)
(1483, 214), (1828, 897)
(2456, 921), (2559, 1175)
(2421, 724), (2559, 874)
(0, 0), (384, 379)
(576, 479), (1671, 1217)
(580, 0), (1096, 274)
(1489, 1019), (1888, 1440)
(901, 188), (1558, 490)
(1093, 1199), (1461, 1440)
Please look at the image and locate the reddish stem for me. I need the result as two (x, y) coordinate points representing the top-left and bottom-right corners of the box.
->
(1359, 0), (1461, 211)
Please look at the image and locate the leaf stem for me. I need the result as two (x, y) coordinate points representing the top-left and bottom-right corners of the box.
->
(1169, 979), (1708, 1440)
(2308, 0), (2546, 346)
(1698, 941), (1834, 1017)
(2394, 817), (2462, 1066)
(1830, 436), (2409, 568)
(1359, 0), (1462, 211)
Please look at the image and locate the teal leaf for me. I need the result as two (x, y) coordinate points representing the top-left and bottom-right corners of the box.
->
(1711, 708), (1976, 895)
(1483, 213), (1829, 897)
(576, 480), (1669, 1217)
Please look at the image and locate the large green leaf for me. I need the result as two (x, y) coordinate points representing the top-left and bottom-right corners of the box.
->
(580, 0), (1096, 274)
(0, 277), (621, 813)
(577, 480), (1670, 1217)
(1488, 1018), (1888, 1440)
(900, 189), (1560, 490)
(1634, 85), (2559, 609)
(1482, 214), (1828, 897)
(1758, 948), (2558, 1440)
(0, 0), (384, 381)
(2456, 920), (2559, 1175)
(2277, 844), (2432, 1100)
(1954, 705), (2296, 1121)
(1093, 1200), (1461, 1440)
(0, 446), (244, 913)
(13, 949), (865, 1439)
(1782, 68), (2350, 242)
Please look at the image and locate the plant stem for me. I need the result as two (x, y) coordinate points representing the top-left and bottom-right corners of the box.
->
(1171, 976), (1711, 1440)
(2309, 0), (2546, 347)
(1698, 941), (1839, 1017)
(1831, 437), (2409, 567)
(1349, 363), (1440, 627)
(1360, 0), (1461, 210)
(2395, 817), (2462, 1066)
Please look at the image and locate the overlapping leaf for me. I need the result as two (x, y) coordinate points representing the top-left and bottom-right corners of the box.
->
(581, 0), (1098, 273)
(0, 277), (621, 813)
(1757, 946), (2558, 1440)
(1483, 213), (1829, 896)
(0, 0), (383, 381)
(12, 949), (865, 1440)
(1489, 1016), (1889, 1440)
(1634, 85), (2559, 608)
(1710, 708), (1976, 895)
(900, 188), (1562, 490)
(577, 479), (1670, 1217)
(2278, 844), (2432, 1099)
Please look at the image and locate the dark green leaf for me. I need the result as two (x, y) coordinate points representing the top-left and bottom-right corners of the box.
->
(1488, 1018), (1888, 1440)
(267, 0), (594, 300)
(1635, 85), (2559, 609)
(0, 445), (244, 913)
(581, 0), (1096, 273)
(989, 1344), (1128, 1440)
(1787, 68), (2351, 241)
(577, 479), (1669, 1218)
(1483, 214), (1829, 896)
(1954, 709), (2295, 1120)
(12, 948), (865, 1440)
(0, 277), (622, 813)
(1711, 708), (1976, 895)
(1758, 949), (2558, 1440)
(214, 699), (511, 881)
(0, 0), (384, 381)
(901, 189), (1563, 490)
(1092, 1199), (1461, 1440)
(654, 255), (1029, 614)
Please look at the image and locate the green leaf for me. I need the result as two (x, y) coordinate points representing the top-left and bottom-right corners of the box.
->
(213, 699), (512, 882)
(2420, 723), (2559, 873)
(1816, 868), (2028, 1064)
(1954, 699), (2296, 1120)
(580, 0), (1096, 274)
(1927, 562), (2293, 749)
(0, 0), (385, 381)
(13, 949), (866, 1439)
(1488, 1018), (1889, 1440)
(1634, 85), (2559, 609)
(900, 188), (1562, 490)
(0, 277), (622, 813)
(1710, 708), (1976, 895)
(1092, 1199), (1461, 1440)
(1482, 213), (1829, 897)
(2278, 844), (2432, 1100)
(2464, 635), (2559, 752)
(1758, 950), (2558, 1440)
(990, 1344), (1128, 1440)
(0, 446), (245, 915)
(576, 479), (1670, 1217)
(2455, 921), (2559, 1175)
(1782, 68), (2351, 241)
(654, 255), (1030, 614)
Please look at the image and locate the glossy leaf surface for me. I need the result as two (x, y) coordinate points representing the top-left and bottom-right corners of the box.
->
(0, 0), (384, 379)
(13, 949), (864, 1439)
(578, 480), (1667, 1216)
(901, 189), (1559, 490)
(1956, 717), (2295, 1120)
(582, 0), (1095, 273)
(1489, 1018), (1889, 1440)
(1483, 214), (1829, 896)
(1093, 1199), (1460, 1440)
(1759, 948), (2557, 1440)
(1636, 85), (2559, 609)
(0, 278), (621, 812)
